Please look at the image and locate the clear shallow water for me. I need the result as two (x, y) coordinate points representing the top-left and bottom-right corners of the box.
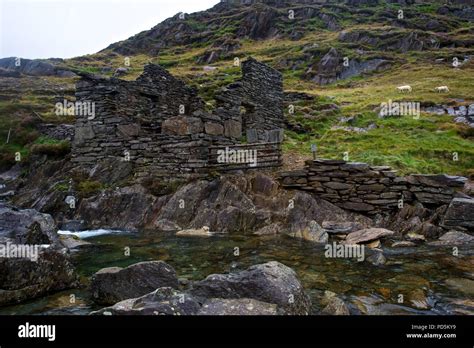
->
(1, 231), (473, 315)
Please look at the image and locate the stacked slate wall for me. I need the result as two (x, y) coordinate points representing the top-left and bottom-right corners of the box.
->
(280, 159), (467, 214)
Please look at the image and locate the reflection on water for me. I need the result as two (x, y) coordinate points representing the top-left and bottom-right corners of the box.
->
(1, 231), (473, 315)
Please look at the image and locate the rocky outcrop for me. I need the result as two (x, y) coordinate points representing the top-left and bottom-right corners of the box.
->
(338, 29), (442, 52)
(0, 67), (21, 78)
(237, 7), (280, 40)
(423, 104), (474, 128)
(90, 261), (179, 305)
(438, 5), (474, 22)
(0, 57), (76, 77)
(197, 37), (241, 64)
(308, 47), (392, 85)
(190, 261), (311, 315)
(66, 171), (370, 235)
(76, 185), (159, 232)
(0, 202), (61, 245)
(0, 203), (78, 307)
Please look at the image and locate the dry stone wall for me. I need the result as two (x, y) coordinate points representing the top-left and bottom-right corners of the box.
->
(280, 159), (467, 215)
(72, 58), (284, 179)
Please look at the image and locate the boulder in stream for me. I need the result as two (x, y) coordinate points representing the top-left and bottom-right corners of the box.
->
(190, 261), (311, 315)
(90, 261), (179, 305)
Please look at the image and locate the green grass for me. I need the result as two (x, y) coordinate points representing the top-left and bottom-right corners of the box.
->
(283, 113), (474, 176)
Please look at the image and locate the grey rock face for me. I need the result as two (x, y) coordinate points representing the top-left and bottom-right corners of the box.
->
(76, 184), (157, 231)
(0, 202), (60, 246)
(338, 29), (441, 52)
(190, 261), (311, 315)
(198, 298), (279, 315)
(50, 172), (371, 235)
(0, 248), (79, 307)
(90, 261), (179, 305)
(442, 198), (474, 230)
(289, 220), (328, 243)
(313, 51), (392, 85)
(0, 203), (78, 307)
(0, 57), (76, 77)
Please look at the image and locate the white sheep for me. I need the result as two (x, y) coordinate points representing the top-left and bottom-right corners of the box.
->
(397, 85), (412, 93)
(435, 86), (449, 93)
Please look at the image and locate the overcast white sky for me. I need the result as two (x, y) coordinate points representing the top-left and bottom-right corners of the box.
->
(0, 0), (219, 59)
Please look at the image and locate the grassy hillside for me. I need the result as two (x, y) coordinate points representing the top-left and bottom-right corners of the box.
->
(1, 0), (473, 176)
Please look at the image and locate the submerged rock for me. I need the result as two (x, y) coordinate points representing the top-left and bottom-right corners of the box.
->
(365, 248), (387, 266)
(350, 294), (429, 315)
(391, 241), (416, 248)
(320, 291), (350, 315)
(290, 220), (328, 244)
(444, 278), (474, 297)
(408, 288), (430, 310)
(190, 261), (311, 315)
(90, 261), (179, 305)
(59, 235), (92, 252)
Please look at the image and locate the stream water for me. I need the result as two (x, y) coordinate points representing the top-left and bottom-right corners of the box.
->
(1, 231), (473, 315)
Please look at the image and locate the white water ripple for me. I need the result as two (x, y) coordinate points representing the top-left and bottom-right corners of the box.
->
(57, 229), (128, 239)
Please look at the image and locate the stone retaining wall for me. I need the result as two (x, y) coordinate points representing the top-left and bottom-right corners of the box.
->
(279, 159), (467, 214)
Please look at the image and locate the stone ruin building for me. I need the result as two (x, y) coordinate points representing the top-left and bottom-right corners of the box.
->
(71, 58), (284, 180)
